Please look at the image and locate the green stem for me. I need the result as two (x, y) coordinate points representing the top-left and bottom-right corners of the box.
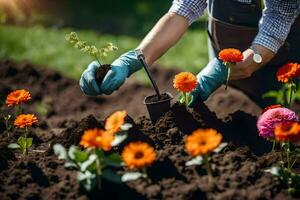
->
(204, 154), (213, 184)
(290, 158), (297, 169)
(142, 168), (151, 184)
(272, 140), (276, 152)
(288, 82), (293, 106)
(183, 92), (188, 107)
(225, 65), (230, 90)
(94, 149), (102, 189)
(287, 142), (291, 169)
(95, 56), (101, 66)
(24, 127), (28, 156)
(14, 105), (21, 116)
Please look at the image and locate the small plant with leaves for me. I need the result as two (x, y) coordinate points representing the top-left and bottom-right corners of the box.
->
(265, 121), (300, 195)
(2, 114), (12, 134)
(185, 129), (226, 184)
(218, 48), (244, 89)
(173, 72), (198, 107)
(65, 32), (118, 66)
(54, 110), (132, 191)
(8, 114), (38, 155)
(121, 142), (156, 183)
(263, 62), (300, 106)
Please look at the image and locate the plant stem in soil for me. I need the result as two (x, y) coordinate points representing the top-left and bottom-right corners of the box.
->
(142, 168), (151, 184)
(94, 150), (102, 189)
(286, 142), (291, 169)
(24, 127), (28, 156)
(94, 56), (101, 66)
(204, 154), (213, 184)
(14, 105), (21, 116)
(272, 140), (276, 152)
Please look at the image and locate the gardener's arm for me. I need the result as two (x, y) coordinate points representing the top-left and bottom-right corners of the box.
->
(80, 0), (207, 95)
(230, 0), (300, 80)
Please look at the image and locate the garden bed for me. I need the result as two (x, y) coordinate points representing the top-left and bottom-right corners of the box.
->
(0, 60), (298, 200)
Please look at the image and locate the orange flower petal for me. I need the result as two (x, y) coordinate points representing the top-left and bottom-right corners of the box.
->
(121, 142), (156, 169)
(14, 114), (38, 128)
(276, 63), (300, 83)
(185, 129), (222, 156)
(173, 72), (197, 93)
(6, 89), (31, 107)
(80, 128), (114, 151)
(105, 110), (127, 134)
(219, 48), (243, 63)
(274, 121), (300, 143)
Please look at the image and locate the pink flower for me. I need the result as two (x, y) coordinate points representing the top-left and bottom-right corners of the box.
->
(257, 107), (298, 139)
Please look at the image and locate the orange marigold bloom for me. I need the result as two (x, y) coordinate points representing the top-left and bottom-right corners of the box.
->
(185, 129), (222, 156)
(276, 63), (300, 83)
(261, 104), (283, 114)
(219, 48), (243, 63)
(80, 128), (114, 151)
(121, 142), (156, 169)
(274, 121), (300, 143)
(14, 114), (38, 128)
(105, 110), (127, 134)
(173, 72), (197, 93)
(6, 89), (31, 107)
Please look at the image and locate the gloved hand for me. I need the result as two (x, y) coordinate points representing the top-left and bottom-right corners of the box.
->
(79, 50), (142, 96)
(189, 58), (228, 107)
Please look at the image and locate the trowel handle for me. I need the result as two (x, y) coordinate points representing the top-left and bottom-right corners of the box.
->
(135, 49), (161, 99)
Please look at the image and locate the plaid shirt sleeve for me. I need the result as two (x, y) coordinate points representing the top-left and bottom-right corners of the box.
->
(168, 0), (207, 25)
(252, 0), (300, 53)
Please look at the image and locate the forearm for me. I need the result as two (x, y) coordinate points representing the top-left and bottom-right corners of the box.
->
(136, 12), (189, 66)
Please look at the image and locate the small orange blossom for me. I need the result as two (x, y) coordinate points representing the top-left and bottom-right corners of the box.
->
(6, 89), (31, 107)
(14, 114), (38, 128)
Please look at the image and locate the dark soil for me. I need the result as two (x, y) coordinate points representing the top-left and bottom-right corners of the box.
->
(0, 59), (298, 200)
(95, 64), (111, 85)
(144, 93), (172, 104)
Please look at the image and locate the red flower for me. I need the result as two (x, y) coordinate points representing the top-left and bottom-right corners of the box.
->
(261, 104), (283, 114)
(219, 48), (243, 63)
(276, 63), (300, 83)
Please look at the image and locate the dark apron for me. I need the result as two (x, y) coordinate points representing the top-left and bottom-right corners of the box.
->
(207, 0), (300, 107)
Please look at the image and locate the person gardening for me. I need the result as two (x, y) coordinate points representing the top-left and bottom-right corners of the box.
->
(80, 0), (300, 108)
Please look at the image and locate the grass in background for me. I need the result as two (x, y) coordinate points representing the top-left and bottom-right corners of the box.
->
(0, 25), (208, 82)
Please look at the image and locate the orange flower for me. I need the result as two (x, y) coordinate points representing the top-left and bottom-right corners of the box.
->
(105, 110), (127, 134)
(80, 128), (114, 151)
(6, 89), (31, 107)
(121, 142), (156, 169)
(219, 48), (243, 63)
(276, 63), (300, 83)
(173, 72), (197, 93)
(14, 114), (38, 128)
(185, 129), (222, 156)
(274, 121), (300, 143)
(261, 104), (283, 114)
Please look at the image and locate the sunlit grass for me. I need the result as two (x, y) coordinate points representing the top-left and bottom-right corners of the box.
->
(0, 25), (208, 81)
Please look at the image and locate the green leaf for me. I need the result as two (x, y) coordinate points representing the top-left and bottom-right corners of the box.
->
(121, 172), (143, 182)
(17, 137), (33, 150)
(213, 142), (228, 153)
(68, 145), (79, 160)
(53, 144), (67, 160)
(102, 168), (122, 183)
(103, 153), (122, 168)
(80, 154), (97, 172)
(185, 156), (203, 166)
(264, 166), (280, 176)
(77, 171), (96, 191)
(8, 143), (20, 149)
(111, 134), (127, 147)
(74, 150), (89, 163)
(120, 123), (132, 131)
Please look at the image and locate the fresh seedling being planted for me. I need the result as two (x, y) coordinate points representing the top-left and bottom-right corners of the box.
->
(65, 32), (118, 84)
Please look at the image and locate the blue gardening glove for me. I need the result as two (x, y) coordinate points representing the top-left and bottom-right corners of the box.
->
(189, 58), (228, 107)
(79, 50), (142, 96)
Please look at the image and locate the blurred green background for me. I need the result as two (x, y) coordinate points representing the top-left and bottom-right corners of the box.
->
(0, 0), (208, 81)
